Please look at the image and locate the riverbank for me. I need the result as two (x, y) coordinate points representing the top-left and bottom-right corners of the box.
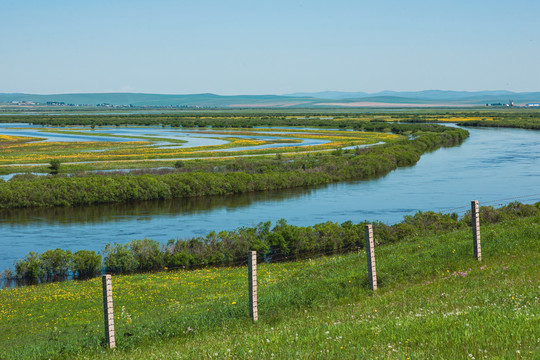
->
(1, 209), (538, 359)
(5, 200), (539, 284)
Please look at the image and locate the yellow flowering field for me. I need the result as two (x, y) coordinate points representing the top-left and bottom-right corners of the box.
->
(0, 127), (400, 169)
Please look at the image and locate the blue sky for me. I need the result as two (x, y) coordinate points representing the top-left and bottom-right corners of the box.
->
(1, 0), (539, 94)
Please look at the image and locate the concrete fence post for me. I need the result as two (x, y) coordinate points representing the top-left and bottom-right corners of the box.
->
(102, 274), (116, 348)
(364, 224), (377, 291)
(471, 200), (481, 261)
(248, 251), (258, 322)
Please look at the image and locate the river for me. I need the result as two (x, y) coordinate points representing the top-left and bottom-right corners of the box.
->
(0, 126), (539, 272)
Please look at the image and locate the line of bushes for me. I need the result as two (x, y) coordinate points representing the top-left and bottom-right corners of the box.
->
(460, 119), (540, 130)
(8, 249), (101, 283)
(402, 112), (540, 130)
(5, 201), (538, 283)
(0, 127), (469, 209)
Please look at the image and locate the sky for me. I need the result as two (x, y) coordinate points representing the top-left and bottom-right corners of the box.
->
(1, 0), (539, 95)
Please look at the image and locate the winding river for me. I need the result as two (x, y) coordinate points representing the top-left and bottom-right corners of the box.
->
(0, 126), (539, 272)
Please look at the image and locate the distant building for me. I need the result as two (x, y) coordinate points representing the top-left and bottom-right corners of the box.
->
(10, 100), (36, 105)
(526, 103), (540, 107)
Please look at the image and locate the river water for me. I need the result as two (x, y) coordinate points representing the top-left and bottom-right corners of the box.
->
(0, 126), (539, 272)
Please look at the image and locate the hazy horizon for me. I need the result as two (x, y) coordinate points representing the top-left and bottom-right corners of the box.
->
(2, 89), (539, 97)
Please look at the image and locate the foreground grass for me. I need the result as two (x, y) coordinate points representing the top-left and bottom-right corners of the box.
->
(1, 216), (538, 359)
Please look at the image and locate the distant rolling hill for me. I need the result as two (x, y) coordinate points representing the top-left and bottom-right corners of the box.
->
(0, 93), (321, 107)
(285, 90), (540, 105)
(1, 90), (539, 108)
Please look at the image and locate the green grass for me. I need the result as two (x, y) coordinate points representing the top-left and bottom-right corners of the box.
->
(1, 216), (539, 359)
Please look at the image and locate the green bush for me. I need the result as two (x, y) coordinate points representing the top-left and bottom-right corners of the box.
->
(71, 250), (101, 279)
(2, 269), (13, 281)
(40, 248), (72, 279)
(103, 243), (138, 274)
(48, 159), (61, 175)
(129, 239), (164, 272)
(14, 252), (42, 280)
(165, 250), (194, 268)
(174, 160), (185, 168)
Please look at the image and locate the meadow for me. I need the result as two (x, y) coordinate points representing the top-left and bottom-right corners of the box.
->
(1, 209), (538, 359)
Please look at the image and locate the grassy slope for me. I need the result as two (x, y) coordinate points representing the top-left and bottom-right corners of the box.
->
(1, 216), (539, 359)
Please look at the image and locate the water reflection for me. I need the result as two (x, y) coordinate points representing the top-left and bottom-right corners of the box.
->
(0, 187), (319, 226)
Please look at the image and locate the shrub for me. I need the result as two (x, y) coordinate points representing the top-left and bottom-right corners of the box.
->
(103, 243), (138, 274)
(2, 269), (13, 280)
(49, 159), (61, 175)
(71, 250), (102, 279)
(165, 250), (194, 268)
(40, 248), (72, 279)
(129, 239), (164, 272)
(14, 252), (42, 280)
(402, 211), (462, 233)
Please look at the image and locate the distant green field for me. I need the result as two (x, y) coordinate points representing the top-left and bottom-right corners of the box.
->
(1, 213), (538, 359)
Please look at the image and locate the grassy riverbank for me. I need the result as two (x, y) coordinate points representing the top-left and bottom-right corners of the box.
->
(0, 127), (467, 208)
(1, 212), (538, 359)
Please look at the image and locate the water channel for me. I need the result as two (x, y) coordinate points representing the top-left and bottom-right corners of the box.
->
(0, 126), (539, 272)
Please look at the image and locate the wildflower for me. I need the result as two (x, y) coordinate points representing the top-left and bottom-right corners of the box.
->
(232, 301), (236, 305)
